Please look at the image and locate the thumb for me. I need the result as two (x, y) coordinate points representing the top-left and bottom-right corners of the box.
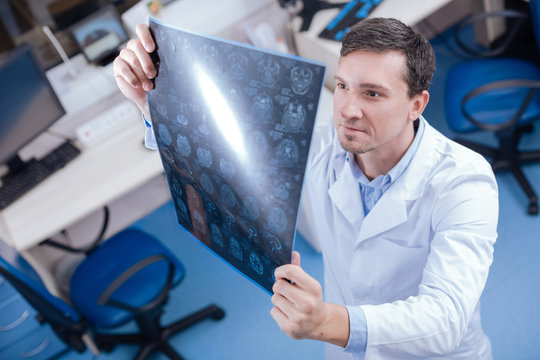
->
(291, 251), (301, 266)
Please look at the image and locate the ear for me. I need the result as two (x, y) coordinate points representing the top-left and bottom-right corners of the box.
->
(408, 90), (430, 121)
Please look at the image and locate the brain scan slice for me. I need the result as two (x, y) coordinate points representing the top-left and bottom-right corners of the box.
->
(221, 183), (237, 208)
(226, 52), (248, 79)
(267, 207), (287, 234)
(158, 124), (172, 146)
(229, 236), (243, 261)
(242, 195), (260, 221)
(290, 65), (314, 95)
(176, 134), (191, 157)
(249, 251), (264, 275)
(210, 223), (224, 247)
(275, 138), (300, 167)
(200, 172), (215, 194)
(257, 57), (280, 87)
(282, 102), (307, 132)
(219, 158), (236, 179)
(197, 147), (213, 168)
(250, 93), (274, 124)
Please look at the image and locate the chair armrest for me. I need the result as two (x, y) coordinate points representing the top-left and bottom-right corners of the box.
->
(454, 10), (528, 57)
(462, 79), (540, 131)
(96, 254), (175, 314)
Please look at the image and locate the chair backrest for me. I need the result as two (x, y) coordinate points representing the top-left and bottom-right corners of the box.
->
(0, 241), (81, 328)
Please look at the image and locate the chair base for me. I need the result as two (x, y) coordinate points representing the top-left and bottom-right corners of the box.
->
(455, 125), (540, 215)
(94, 304), (225, 360)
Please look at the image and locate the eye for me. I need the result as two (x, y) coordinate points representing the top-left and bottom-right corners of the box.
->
(367, 90), (380, 97)
(336, 82), (346, 90)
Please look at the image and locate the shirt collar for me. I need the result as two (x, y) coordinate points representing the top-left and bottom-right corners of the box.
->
(346, 117), (425, 187)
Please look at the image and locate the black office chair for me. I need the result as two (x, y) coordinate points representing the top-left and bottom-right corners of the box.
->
(445, 0), (540, 215)
(0, 228), (225, 360)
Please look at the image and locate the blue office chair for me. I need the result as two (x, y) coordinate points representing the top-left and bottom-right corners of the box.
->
(0, 228), (225, 360)
(445, 0), (540, 215)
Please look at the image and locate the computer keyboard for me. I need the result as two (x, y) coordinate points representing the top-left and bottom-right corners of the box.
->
(0, 141), (81, 210)
(318, 0), (384, 41)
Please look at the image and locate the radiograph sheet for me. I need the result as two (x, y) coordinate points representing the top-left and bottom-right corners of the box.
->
(147, 19), (325, 293)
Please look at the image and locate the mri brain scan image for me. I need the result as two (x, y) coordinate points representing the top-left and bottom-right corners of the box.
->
(200, 172), (215, 195)
(276, 139), (300, 167)
(197, 147), (213, 168)
(158, 124), (171, 146)
(282, 102), (307, 132)
(149, 20), (324, 293)
(258, 57), (280, 87)
(250, 93), (274, 124)
(226, 52), (248, 79)
(290, 65), (314, 95)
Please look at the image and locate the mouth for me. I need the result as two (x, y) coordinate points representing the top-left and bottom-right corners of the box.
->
(341, 124), (367, 135)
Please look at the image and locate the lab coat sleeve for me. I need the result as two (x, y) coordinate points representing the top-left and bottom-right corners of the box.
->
(359, 162), (498, 358)
(142, 113), (158, 150)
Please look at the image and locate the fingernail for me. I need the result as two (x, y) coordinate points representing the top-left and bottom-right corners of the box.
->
(144, 43), (153, 52)
(147, 70), (156, 78)
(143, 81), (153, 91)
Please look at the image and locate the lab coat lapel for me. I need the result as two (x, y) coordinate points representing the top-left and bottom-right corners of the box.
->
(357, 181), (408, 241)
(328, 154), (365, 231)
(357, 118), (438, 242)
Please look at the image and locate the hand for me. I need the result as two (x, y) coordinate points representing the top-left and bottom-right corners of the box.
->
(271, 252), (350, 347)
(113, 24), (156, 117)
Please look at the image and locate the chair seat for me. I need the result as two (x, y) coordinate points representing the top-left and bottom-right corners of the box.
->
(446, 58), (540, 133)
(70, 229), (185, 328)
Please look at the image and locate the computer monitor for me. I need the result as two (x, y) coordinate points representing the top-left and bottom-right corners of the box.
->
(47, 0), (100, 31)
(0, 45), (66, 182)
(70, 5), (129, 66)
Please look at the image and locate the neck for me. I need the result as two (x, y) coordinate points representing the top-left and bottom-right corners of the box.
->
(354, 122), (416, 180)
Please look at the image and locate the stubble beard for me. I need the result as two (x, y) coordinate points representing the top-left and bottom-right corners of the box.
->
(340, 133), (374, 155)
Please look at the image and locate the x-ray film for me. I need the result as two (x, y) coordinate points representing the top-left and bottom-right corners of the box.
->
(147, 19), (325, 293)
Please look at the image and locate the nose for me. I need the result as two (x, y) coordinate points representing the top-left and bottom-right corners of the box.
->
(336, 91), (363, 120)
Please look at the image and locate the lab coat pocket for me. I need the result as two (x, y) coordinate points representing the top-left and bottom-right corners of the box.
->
(351, 237), (429, 303)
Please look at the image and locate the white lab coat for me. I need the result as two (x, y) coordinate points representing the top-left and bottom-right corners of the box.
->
(304, 117), (498, 360)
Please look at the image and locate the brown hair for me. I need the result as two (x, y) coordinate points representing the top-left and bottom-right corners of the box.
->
(340, 17), (436, 97)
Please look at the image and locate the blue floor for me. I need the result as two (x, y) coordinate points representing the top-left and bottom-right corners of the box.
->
(61, 31), (540, 360)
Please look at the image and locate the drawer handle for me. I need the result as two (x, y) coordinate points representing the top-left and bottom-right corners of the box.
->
(0, 310), (30, 331)
(20, 337), (50, 358)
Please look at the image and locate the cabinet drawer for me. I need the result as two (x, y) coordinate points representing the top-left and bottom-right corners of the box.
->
(0, 275), (17, 303)
(0, 294), (39, 349)
(0, 325), (66, 360)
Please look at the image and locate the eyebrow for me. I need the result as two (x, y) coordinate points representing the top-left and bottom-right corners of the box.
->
(334, 75), (390, 92)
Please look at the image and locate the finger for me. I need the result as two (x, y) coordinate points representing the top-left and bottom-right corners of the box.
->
(270, 303), (289, 324)
(115, 50), (151, 90)
(135, 23), (155, 52)
(292, 251), (301, 266)
(126, 39), (156, 81)
(271, 293), (295, 314)
(275, 265), (321, 294)
(273, 278), (303, 304)
(114, 56), (141, 89)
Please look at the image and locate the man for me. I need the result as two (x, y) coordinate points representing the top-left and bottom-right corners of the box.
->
(113, 18), (498, 359)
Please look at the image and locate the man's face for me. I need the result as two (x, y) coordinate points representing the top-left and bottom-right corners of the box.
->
(333, 50), (422, 158)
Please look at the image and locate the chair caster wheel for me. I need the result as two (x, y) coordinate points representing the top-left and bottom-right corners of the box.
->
(527, 202), (538, 215)
(212, 308), (225, 320)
